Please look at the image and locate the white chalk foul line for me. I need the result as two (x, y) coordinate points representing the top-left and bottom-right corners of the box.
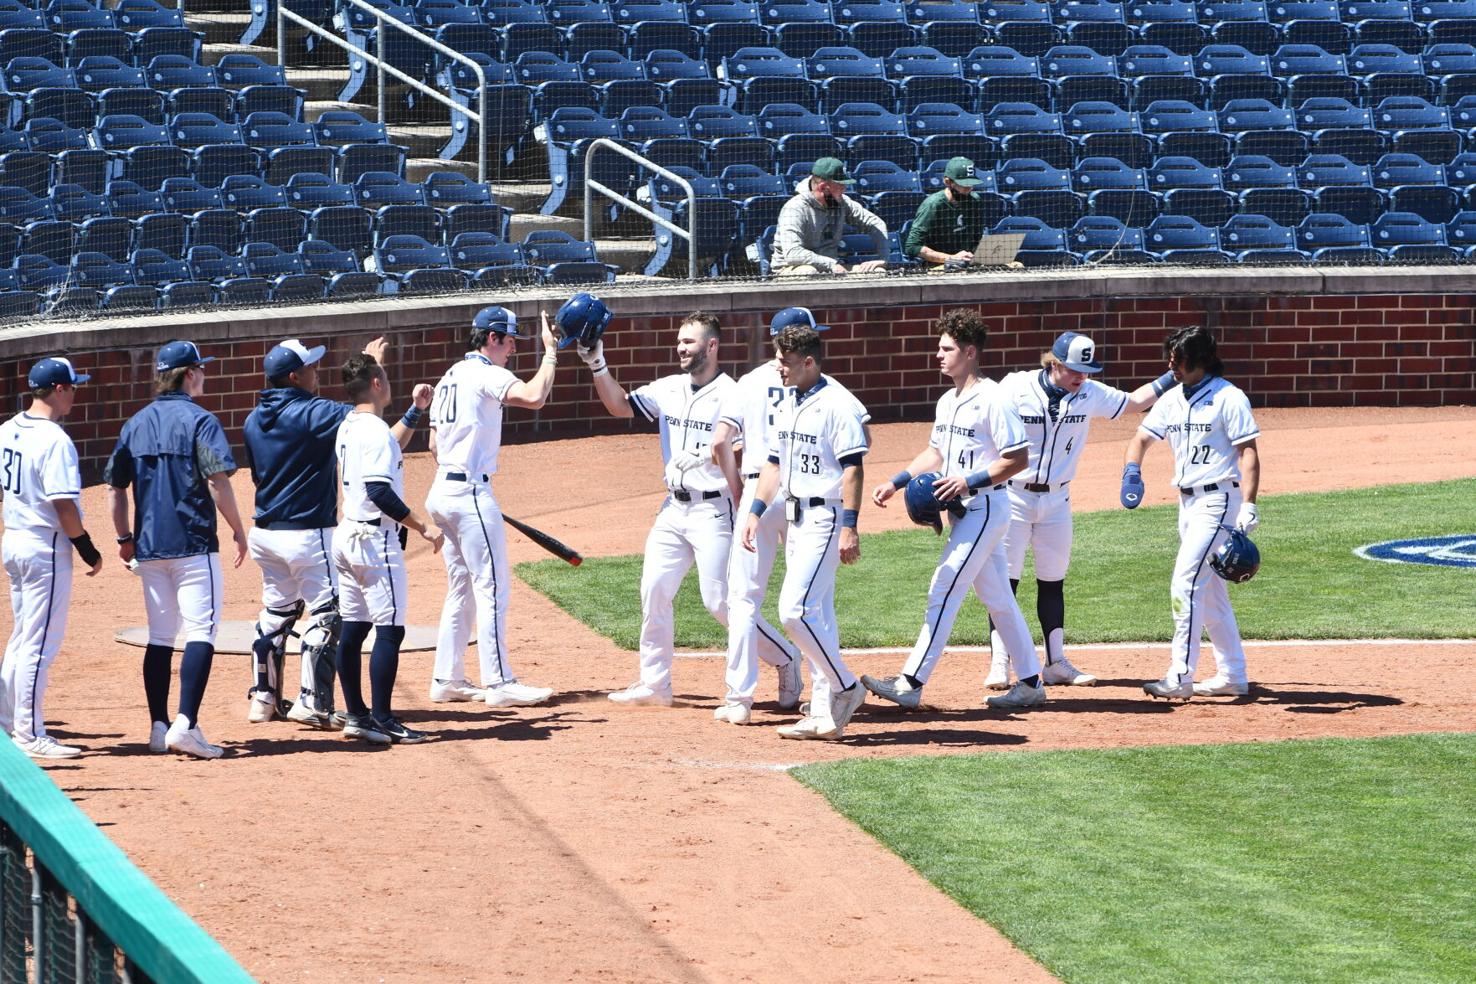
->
(675, 638), (1476, 660)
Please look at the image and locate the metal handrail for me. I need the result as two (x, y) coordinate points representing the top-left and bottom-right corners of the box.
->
(276, 0), (489, 182)
(583, 138), (698, 280)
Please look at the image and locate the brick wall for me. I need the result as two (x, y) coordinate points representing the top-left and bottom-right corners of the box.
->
(0, 269), (1471, 482)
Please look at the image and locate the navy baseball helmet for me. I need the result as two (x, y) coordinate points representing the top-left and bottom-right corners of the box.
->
(769, 306), (829, 336)
(554, 292), (613, 350)
(1051, 331), (1103, 374)
(1211, 528), (1261, 583)
(472, 305), (525, 340)
(903, 472), (967, 535)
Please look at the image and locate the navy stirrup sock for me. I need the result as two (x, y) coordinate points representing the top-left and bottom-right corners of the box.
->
(369, 625), (406, 720)
(177, 641), (214, 728)
(335, 621), (373, 717)
(143, 643), (172, 725)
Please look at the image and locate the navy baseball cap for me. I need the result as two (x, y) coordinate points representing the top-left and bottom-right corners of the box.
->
(27, 356), (89, 388)
(1051, 331), (1103, 374)
(263, 338), (326, 378)
(769, 306), (830, 336)
(472, 305), (526, 338)
(155, 340), (215, 372)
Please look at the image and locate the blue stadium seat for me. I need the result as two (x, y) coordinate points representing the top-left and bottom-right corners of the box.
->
(264, 147), (334, 187)
(1372, 151), (1445, 187)
(105, 179), (162, 218)
(49, 182), (105, 221)
(1063, 100), (1139, 138)
(773, 20), (845, 59)
(100, 283), (158, 310)
(831, 101), (918, 168)
(1295, 210), (1373, 256)
(24, 115), (88, 151)
(643, 49), (726, 116)
(1119, 44), (1194, 79)
(116, 1), (185, 31)
(1069, 214), (1146, 252)
(992, 216), (1074, 262)
(130, 246), (189, 285)
(354, 171), (424, 209)
(166, 85), (234, 121)
(75, 214), (131, 259)
(19, 219), (73, 264)
(720, 163), (786, 198)
(1442, 209), (1476, 255)
(985, 101), (1063, 134)
(0, 152), (50, 197)
(161, 176), (221, 212)
(539, 107), (624, 216)
(759, 102), (842, 171)
(1313, 127), (1390, 164)
(907, 102), (993, 164)
(447, 232), (531, 285)
(134, 27), (202, 66)
(806, 46), (891, 113)
(1144, 213), (1227, 258)
(47, 1), (112, 34)
(338, 144), (406, 184)
(147, 55), (215, 89)
(1067, 21), (1135, 57)
(721, 46), (816, 113)
(688, 104), (771, 171)
(0, 4), (44, 31)
(133, 209), (186, 256)
(888, 45), (971, 111)
(308, 204), (372, 257)
(853, 159), (923, 193)
(1073, 156), (1149, 192)
(219, 174), (286, 210)
(6, 57), (75, 92)
(242, 111), (314, 149)
(185, 242), (245, 281)
(580, 49), (661, 116)
(1447, 150), (1476, 187)
(1220, 211), (1296, 254)
(13, 253), (69, 290)
(628, 22), (701, 62)
(96, 87), (165, 124)
(1391, 183), (1461, 222)
(1295, 96), (1370, 131)
(237, 83), (304, 120)
(157, 280), (213, 307)
(187, 206), (241, 252)
(373, 203), (442, 246)
(313, 111), (387, 147)
(295, 238), (358, 276)
(907, 1), (984, 57)
(65, 29), (132, 67)
(72, 55), (141, 93)
(371, 233), (451, 279)
(68, 249), (130, 288)
(1340, 0), (1413, 17)
(0, 30), (64, 69)
(169, 111), (240, 148)
(1371, 208), (1461, 260)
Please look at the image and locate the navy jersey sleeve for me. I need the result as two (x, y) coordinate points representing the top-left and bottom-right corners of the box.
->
(193, 413), (237, 480)
(102, 432), (133, 488)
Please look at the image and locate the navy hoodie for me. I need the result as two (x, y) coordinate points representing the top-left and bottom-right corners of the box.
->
(244, 388), (353, 529)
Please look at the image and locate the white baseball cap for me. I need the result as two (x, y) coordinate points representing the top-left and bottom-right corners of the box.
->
(1051, 332), (1103, 374)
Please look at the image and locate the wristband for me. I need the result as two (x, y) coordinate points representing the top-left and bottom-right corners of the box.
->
(401, 405), (423, 428)
(115, 532), (134, 545)
(542, 354), (557, 368)
(1150, 371), (1177, 397)
(70, 532), (101, 567)
(964, 470), (991, 490)
(890, 470), (912, 490)
(749, 499), (768, 517)
(841, 509), (859, 529)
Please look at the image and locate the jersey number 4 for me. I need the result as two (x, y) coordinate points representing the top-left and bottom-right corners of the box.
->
(0, 448), (21, 494)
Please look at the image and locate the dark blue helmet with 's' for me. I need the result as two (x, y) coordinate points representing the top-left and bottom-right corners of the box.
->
(554, 292), (613, 350)
(1211, 528), (1261, 583)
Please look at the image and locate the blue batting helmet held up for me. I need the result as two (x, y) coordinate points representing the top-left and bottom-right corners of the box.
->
(769, 306), (830, 336)
(1211, 528), (1261, 583)
(554, 292), (613, 350)
(472, 305), (525, 339)
(903, 472), (966, 535)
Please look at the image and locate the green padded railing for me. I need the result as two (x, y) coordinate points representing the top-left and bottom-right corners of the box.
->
(0, 738), (254, 984)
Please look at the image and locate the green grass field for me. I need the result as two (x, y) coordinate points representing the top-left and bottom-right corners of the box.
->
(516, 479), (1476, 649)
(795, 733), (1476, 984)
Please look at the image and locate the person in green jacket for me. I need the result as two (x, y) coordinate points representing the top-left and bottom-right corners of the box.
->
(904, 157), (992, 266)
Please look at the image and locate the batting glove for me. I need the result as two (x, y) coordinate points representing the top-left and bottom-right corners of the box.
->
(1235, 502), (1259, 535)
(578, 339), (607, 374)
(1120, 463), (1144, 509)
(670, 450), (705, 473)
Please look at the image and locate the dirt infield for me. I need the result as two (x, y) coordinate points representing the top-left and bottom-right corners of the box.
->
(17, 405), (1476, 983)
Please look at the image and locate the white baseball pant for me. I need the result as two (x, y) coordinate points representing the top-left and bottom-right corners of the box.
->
(777, 502), (856, 716)
(1002, 485), (1073, 582)
(138, 553), (223, 646)
(249, 526), (337, 704)
(1, 530), (72, 742)
(638, 495), (733, 693)
(902, 492), (1041, 685)
(426, 478), (515, 687)
(1167, 487), (1248, 686)
(722, 477), (800, 705)
(333, 523), (407, 627)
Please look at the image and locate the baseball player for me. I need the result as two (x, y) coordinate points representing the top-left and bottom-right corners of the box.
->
(243, 335), (390, 729)
(861, 309), (1048, 712)
(332, 353), (440, 744)
(0, 357), (102, 759)
(709, 307), (869, 725)
(983, 332), (1178, 690)
(741, 323), (869, 740)
(1122, 326), (1261, 701)
(105, 340), (249, 760)
(425, 306), (558, 708)
(580, 310), (742, 707)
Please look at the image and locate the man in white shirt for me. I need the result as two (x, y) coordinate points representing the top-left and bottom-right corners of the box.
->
(426, 306), (561, 709)
(0, 357), (102, 759)
(1123, 326), (1261, 701)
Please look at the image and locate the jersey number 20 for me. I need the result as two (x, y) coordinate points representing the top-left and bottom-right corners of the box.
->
(433, 383), (458, 424)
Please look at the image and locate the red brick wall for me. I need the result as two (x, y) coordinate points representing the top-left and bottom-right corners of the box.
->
(2, 288), (1472, 483)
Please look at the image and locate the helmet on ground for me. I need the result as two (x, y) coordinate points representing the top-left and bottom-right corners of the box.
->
(904, 472), (966, 535)
(554, 292), (613, 350)
(1211, 528), (1260, 583)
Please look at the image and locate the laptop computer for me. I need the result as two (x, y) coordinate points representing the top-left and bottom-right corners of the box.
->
(968, 232), (1026, 267)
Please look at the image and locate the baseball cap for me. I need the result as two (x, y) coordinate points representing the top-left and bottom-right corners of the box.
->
(27, 356), (89, 388)
(944, 156), (983, 188)
(769, 306), (831, 336)
(810, 157), (855, 185)
(472, 305), (526, 338)
(1051, 331), (1103, 374)
(155, 340), (215, 372)
(263, 338), (326, 378)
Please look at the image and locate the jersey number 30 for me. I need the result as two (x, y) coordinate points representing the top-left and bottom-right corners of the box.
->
(0, 448), (21, 494)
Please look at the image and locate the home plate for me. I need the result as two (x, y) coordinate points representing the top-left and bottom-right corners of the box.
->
(114, 621), (443, 655)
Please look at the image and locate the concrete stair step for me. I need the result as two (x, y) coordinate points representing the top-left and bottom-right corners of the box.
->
(302, 99), (372, 123)
(185, 11), (249, 47)
(405, 157), (477, 183)
(388, 125), (448, 161)
(488, 181), (549, 214)
(284, 68), (348, 103)
(592, 239), (655, 274)
(198, 41), (272, 67)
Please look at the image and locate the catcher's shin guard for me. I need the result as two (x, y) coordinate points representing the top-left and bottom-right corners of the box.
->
(299, 600), (341, 714)
(252, 600), (304, 713)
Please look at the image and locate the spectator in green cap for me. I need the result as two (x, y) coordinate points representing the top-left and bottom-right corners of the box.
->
(771, 157), (889, 276)
(904, 157), (993, 266)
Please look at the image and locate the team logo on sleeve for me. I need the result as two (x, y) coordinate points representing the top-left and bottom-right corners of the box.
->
(1355, 535), (1476, 568)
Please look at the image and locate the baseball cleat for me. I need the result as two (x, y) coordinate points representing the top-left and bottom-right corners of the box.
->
(607, 682), (673, 707)
(164, 716), (223, 760)
(777, 658), (803, 711)
(246, 690), (277, 723)
(1144, 678), (1194, 702)
(148, 721), (168, 754)
(13, 735), (81, 759)
(828, 682), (867, 736)
(428, 678), (486, 703)
(286, 699), (338, 730)
(986, 680), (1048, 710)
(713, 702), (752, 725)
(777, 716), (837, 740)
(341, 713), (392, 745)
(1042, 658), (1097, 687)
(484, 681), (554, 707)
(861, 673), (921, 710)
(374, 716), (430, 745)
(1193, 677), (1249, 697)
(984, 653), (1011, 690)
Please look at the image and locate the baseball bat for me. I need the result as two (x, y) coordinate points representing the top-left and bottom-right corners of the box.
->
(505, 514), (583, 567)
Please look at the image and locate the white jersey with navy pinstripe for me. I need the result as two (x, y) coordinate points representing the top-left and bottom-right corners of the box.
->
(929, 377), (1029, 502)
(336, 411), (403, 523)
(429, 354), (518, 478)
(770, 379), (869, 501)
(629, 372), (735, 496)
(0, 414), (81, 534)
(1140, 376), (1259, 488)
(1000, 370), (1132, 486)
(719, 363), (870, 475)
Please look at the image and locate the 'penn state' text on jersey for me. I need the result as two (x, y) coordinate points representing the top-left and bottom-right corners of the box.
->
(1141, 376), (1260, 488)
(929, 377), (1029, 504)
(1001, 370), (1132, 486)
(719, 365), (871, 478)
(629, 373), (736, 495)
(769, 379), (870, 501)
